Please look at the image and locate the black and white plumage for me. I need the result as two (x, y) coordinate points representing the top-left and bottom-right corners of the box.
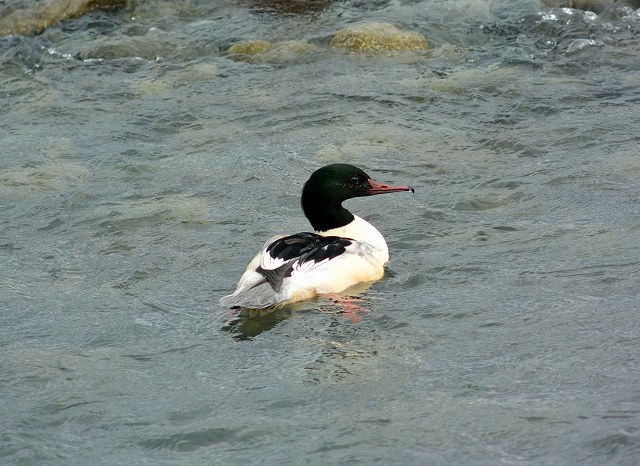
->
(256, 233), (354, 292)
(220, 164), (413, 309)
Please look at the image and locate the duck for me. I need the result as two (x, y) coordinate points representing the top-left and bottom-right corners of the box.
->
(220, 163), (413, 309)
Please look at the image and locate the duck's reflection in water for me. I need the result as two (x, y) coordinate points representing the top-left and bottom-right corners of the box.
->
(221, 306), (294, 340)
(220, 284), (373, 340)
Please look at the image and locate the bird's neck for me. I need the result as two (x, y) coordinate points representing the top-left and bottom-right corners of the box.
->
(302, 196), (354, 232)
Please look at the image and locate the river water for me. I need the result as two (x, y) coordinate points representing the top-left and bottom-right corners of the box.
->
(2, 0), (640, 464)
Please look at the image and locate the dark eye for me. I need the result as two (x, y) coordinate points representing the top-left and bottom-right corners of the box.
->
(351, 174), (360, 184)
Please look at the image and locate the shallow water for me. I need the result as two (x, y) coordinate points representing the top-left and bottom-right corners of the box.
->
(2, 0), (640, 464)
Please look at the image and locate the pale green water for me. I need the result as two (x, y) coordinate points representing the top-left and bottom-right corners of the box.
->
(1, 1), (640, 464)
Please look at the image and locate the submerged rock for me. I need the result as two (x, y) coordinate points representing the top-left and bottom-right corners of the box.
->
(0, 0), (129, 36)
(77, 37), (159, 61)
(0, 159), (90, 201)
(92, 194), (210, 225)
(228, 39), (316, 63)
(264, 40), (317, 60)
(228, 40), (273, 56)
(330, 22), (428, 53)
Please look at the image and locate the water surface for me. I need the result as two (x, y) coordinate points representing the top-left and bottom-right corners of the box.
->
(2, 0), (640, 464)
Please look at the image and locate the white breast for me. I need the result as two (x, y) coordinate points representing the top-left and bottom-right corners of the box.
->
(319, 215), (389, 264)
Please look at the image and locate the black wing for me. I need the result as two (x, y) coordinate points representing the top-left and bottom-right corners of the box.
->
(267, 233), (353, 263)
(255, 233), (353, 292)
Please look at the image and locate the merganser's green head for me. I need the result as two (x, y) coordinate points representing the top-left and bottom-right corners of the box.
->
(301, 164), (413, 232)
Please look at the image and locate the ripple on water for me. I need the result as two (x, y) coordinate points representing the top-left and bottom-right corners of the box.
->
(137, 427), (239, 452)
(453, 195), (518, 212)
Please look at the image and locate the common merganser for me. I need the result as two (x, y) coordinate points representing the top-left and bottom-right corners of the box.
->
(220, 164), (413, 309)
